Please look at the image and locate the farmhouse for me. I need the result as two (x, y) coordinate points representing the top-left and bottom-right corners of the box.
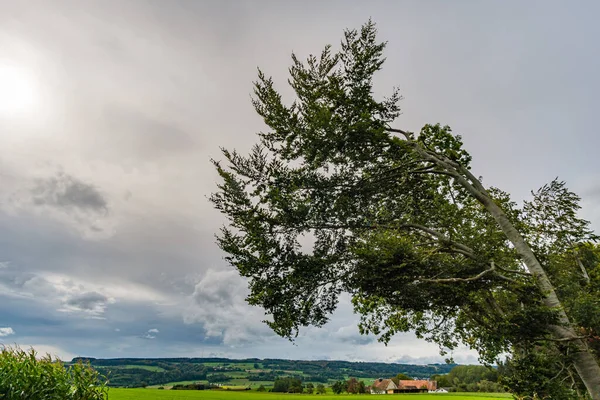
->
(369, 378), (437, 394)
(370, 379), (398, 394)
(401, 379), (437, 392)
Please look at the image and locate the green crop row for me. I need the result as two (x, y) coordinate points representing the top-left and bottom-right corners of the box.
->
(0, 346), (107, 400)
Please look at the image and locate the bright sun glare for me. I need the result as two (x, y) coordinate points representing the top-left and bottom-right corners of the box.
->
(0, 65), (37, 117)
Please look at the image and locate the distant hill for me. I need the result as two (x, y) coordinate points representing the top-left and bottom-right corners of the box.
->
(70, 357), (456, 388)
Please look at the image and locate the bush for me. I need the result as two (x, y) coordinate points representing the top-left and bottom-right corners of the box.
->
(0, 346), (107, 400)
(316, 383), (326, 394)
(171, 383), (214, 390)
(272, 377), (303, 393)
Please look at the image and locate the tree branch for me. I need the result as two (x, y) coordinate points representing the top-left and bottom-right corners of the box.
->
(409, 169), (458, 178)
(533, 335), (591, 343)
(400, 223), (476, 257)
(416, 262), (496, 284)
(495, 264), (532, 277)
(386, 127), (412, 140)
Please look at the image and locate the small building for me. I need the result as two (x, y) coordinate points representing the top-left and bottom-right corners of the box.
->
(369, 378), (437, 394)
(370, 378), (398, 394)
(399, 379), (437, 392)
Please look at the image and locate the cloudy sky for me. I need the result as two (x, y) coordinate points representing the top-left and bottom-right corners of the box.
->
(1, 1), (599, 364)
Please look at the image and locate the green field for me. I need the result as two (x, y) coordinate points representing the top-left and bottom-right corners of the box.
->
(109, 389), (512, 400)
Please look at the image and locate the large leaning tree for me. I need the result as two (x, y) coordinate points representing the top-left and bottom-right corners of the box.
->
(211, 21), (600, 399)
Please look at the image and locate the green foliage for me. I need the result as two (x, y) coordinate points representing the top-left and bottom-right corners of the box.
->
(330, 381), (345, 394)
(316, 383), (326, 394)
(272, 377), (303, 393)
(345, 377), (359, 394)
(499, 349), (581, 399)
(171, 383), (215, 390)
(0, 346), (107, 400)
(305, 383), (314, 394)
(82, 356), (453, 387)
(357, 380), (367, 394)
(256, 385), (266, 392)
(391, 372), (413, 385)
(432, 365), (503, 393)
(211, 19), (600, 399)
(211, 19), (540, 360)
(448, 365), (498, 386)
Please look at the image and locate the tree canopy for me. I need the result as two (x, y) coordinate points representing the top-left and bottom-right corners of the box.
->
(211, 21), (600, 399)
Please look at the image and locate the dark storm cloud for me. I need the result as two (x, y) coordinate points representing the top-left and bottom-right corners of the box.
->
(30, 172), (107, 213)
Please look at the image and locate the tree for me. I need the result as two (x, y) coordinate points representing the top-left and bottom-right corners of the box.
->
(316, 383), (326, 394)
(211, 20), (600, 398)
(358, 380), (367, 394)
(288, 381), (304, 393)
(305, 382), (314, 394)
(331, 380), (345, 394)
(499, 348), (582, 399)
(272, 377), (302, 393)
(430, 374), (450, 388)
(392, 372), (412, 385)
(346, 377), (360, 394)
(256, 385), (266, 392)
(447, 365), (497, 386)
(431, 365), (503, 393)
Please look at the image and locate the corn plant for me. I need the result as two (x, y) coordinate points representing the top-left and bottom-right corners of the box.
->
(0, 346), (107, 400)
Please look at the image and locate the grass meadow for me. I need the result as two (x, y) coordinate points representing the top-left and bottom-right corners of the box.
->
(109, 389), (512, 400)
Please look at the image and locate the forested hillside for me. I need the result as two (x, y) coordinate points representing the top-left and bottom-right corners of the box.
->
(71, 357), (455, 388)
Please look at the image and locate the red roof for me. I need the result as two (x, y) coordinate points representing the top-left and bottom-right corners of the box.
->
(399, 380), (437, 391)
(371, 379), (396, 391)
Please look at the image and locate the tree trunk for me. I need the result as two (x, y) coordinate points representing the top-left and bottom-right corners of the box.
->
(480, 193), (600, 400)
(574, 248), (591, 283)
(394, 131), (600, 398)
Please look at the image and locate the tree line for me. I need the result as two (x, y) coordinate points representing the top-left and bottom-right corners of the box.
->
(81, 357), (453, 387)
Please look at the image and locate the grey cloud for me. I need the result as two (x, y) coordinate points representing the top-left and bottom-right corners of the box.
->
(330, 325), (376, 346)
(583, 185), (600, 201)
(0, 264), (58, 299)
(65, 291), (109, 312)
(0, 262), (111, 318)
(394, 353), (479, 366)
(31, 172), (107, 213)
(99, 106), (198, 161)
(192, 269), (243, 308)
(2, 169), (116, 238)
(185, 269), (274, 345)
